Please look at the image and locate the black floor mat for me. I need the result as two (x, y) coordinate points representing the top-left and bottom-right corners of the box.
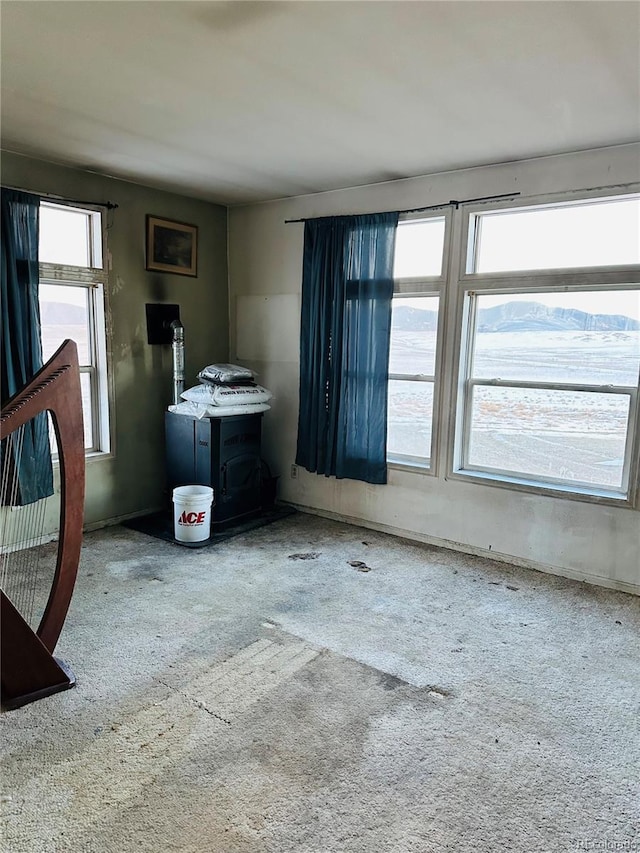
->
(122, 504), (296, 548)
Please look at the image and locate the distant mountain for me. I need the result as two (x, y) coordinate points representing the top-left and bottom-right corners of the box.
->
(40, 302), (86, 325)
(391, 306), (438, 331)
(392, 301), (639, 333)
(477, 301), (639, 333)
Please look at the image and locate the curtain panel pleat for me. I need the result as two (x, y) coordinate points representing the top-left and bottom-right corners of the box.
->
(1, 189), (53, 505)
(296, 212), (398, 485)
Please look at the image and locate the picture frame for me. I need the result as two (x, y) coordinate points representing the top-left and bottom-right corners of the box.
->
(146, 215), (198, 277)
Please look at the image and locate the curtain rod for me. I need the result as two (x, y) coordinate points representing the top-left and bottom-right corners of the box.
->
(284, 192), (520, 223)
(1, 184), (119, 211)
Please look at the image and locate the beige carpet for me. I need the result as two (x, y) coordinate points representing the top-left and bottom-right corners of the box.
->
(1, 512), (638, 852)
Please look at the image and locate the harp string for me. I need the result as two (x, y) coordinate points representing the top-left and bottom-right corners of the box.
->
(25, 413), (53, 626)
(20, 420), (48, 622)
(0, 415), (53, 628)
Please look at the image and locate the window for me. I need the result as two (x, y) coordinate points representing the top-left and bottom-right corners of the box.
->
(387, 215), (447, 468)
(456, 193), (640, 501)
(468, 195), (640, 274)
(38, 202), (110, 453)
(393, 216), (446, 278)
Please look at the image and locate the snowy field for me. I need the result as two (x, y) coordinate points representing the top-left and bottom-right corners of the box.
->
(41, 324), (93, 447)
(388, 330), (639, 489)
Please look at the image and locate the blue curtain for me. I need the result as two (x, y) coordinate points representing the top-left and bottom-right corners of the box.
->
(296, 212), (398, 485)
(1, 189), (53, 505)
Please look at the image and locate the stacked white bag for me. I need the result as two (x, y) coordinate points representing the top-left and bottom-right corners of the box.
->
(168, 363), (272, 419)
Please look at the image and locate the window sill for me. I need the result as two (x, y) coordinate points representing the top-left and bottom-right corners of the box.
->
(449, 467), (635, 508)
(52, 449), (114, 468)
(387, 459), (433, 476)
(86, 449), (114, 463)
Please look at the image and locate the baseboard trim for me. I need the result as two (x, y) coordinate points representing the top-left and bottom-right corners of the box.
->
(284, 501), (640, 597)
(83, 506), (164, 533)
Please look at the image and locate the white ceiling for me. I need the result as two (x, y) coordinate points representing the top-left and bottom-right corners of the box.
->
(1, 1), (639, 205)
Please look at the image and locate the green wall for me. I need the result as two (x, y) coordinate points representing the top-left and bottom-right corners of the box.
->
(2, 151), (229, 529)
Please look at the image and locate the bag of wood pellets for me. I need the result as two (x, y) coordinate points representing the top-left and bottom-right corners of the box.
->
(197, 363), (256, 385)
(181, 383), (272, 407)
(168, 401), (271, 419)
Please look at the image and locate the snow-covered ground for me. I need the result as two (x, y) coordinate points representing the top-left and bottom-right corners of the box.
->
(388, 330), (639, 489)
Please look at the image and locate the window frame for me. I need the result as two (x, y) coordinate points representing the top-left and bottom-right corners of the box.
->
(38, 201), (112, 457)
(448, 188), (640, 507)
(387, 210), (452, 474)
(463, 190), (640, 278)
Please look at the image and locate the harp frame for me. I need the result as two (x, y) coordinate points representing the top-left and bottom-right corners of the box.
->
(1, 339), (85, 710)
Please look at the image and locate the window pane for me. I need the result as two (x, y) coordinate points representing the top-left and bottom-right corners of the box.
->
(80, 373), (94, 448)
(387, 380), (434, 462)
(390, 295), (439, 376)
(473, 197), (640, 273)
(39, 283), (90, 365)
(472, 290), (640, 386)
(39, 204), (91, 266)
(46, 380), (93, 450)
(467, 386), (630, 490)
(393, 217), (445, 278)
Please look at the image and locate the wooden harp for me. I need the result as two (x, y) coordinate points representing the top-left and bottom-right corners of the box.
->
(1, 340), (85, 710)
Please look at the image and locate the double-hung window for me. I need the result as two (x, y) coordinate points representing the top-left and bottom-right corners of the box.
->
(38, 201), (110, 454)
(387, 214), (449, 469)
(454, 194), (640, 502)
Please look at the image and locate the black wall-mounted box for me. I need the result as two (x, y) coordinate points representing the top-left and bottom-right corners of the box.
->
(146, 303), (181, 345)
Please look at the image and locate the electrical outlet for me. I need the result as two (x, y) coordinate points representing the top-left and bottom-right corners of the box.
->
(290, 464), (298, 479)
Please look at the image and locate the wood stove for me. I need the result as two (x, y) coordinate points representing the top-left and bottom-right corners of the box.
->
(165, 411), (263, 529)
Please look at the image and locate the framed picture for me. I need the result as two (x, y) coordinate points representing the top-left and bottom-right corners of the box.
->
(146, 216), (198, 277)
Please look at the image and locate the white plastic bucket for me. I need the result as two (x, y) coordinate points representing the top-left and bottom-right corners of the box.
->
(172, 485), (214, 543)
